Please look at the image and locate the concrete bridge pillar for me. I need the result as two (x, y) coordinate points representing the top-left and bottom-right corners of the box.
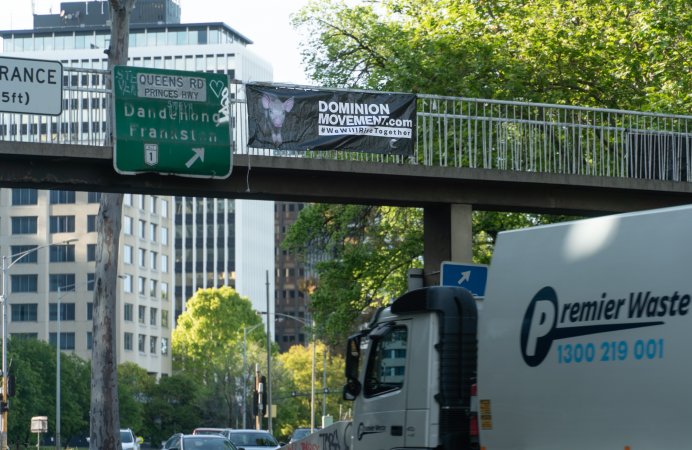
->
(423, 204), (473, 286)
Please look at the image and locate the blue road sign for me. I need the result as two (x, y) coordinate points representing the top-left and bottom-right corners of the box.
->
(440, 261), (488, 297)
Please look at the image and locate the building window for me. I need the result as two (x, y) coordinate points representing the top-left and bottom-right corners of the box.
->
(87, 215), (97, 232)
(150, 252), (158, 270)
(124, 193), (132, 206)
(161, 226), (169, 245)
(149, 223), (157, 241)
(124, 332), (133, 351)
(49, 303), (75, 321)
(50, 215), (75, 233)
(11, 274), (38, 293)
(150, 336), (158, 354)
(138, 220), (146, 239)
(138, 305), (146, 324)
(124, 303), (133, 321)
(49, 332), (76, 350)
(161, 310), (169, 328)
(87, 302), (93, 320)
(138, 334), (146, 353)
(122, 274), (133, 293)
(149, 196), (157, 214)
(87, 244), (97, 262)
(161, 337), (168, 355)
(123, 245), (133, 264)
(149, 280), (157, 298)
(161, 282), (169, 301)
(12, 216), (37, 234)
(12, 188), (38, 205)
(139, 249), (146, 268)
(49, 190), (76, 204)
(87, 273), (95, 291)
(161, 199), (168, 217)
(161, 254), (168, 273)
(11, 304), (38, 321)
(124, 216), (133, 235)
(10, 245), (38, 263)
(87, 332), (93, 350)
(87, 192), (101, 203)
(138, 277), (146, 296)
(49, 274), (75, 292)
(150, 307), (157, 326)
(50, 244), (75, 262)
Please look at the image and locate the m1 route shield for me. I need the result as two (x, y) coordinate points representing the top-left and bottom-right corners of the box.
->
(113, 66), (232, 178)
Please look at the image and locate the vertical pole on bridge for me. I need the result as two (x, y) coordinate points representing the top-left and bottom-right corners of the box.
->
(423, 204), (473, 286)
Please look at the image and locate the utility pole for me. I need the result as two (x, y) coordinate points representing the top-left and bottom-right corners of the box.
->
(89, 1), (131, 449)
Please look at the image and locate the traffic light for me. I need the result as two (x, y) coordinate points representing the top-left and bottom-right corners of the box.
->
(260, 376), (267, 416)
(0, 401), (8, 413)
(252, 390), (259, 416)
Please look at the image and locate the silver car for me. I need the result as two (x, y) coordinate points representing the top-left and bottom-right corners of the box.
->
(226, 430), (280, 450)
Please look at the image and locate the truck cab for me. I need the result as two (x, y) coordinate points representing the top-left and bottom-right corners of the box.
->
(343, 286), (478, 450)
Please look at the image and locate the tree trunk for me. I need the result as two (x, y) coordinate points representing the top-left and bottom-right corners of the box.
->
(90, 1), (133, 449)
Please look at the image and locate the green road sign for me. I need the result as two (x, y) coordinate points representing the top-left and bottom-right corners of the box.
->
(113, 66), (232, 178)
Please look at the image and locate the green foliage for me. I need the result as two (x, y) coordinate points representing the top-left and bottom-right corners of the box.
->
(172, 286), (266, 427)
(143, 372), (204, 445)
(7, 337), (90, 447)
(118, 362), (155, 433)
(274, 343), (347, 441)
(283, 204), (423, 343)
(294, 0), (691, 113)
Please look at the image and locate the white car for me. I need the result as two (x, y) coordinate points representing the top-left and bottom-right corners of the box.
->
(120, 428), (142, 450)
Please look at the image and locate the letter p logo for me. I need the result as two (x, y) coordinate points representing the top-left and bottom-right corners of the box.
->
(521, 287), (558, 367)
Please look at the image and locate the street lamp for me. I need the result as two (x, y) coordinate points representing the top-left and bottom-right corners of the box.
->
(242, 322), (263, 429)
(261, 311), (318, 432)
(0, 238), (77, 450)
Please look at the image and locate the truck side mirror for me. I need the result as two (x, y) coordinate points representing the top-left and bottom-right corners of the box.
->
(343, 378), (361, 401)
(344, 333), (362, 381)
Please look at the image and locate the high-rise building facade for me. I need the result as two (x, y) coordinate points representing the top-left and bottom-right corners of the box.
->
(0, 0), (276, 375)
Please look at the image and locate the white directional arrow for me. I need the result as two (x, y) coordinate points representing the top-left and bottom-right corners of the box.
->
(458, 270), (471, 285)
(185, 147), (205, 168)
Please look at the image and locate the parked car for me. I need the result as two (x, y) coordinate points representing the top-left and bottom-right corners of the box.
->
(192, 428), (233, 440)
(120, 428), (142, 450)
(226, 430), (280, 450)
(162, 433), (237, 450)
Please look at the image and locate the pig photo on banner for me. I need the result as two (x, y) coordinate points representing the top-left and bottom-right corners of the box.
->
(246, 83), (417, 156)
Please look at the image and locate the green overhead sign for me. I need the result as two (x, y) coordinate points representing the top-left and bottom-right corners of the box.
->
(113, 66), (232, 178)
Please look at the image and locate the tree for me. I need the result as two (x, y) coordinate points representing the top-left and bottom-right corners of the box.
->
(172, 286), (265, 426)
(118, 363), (155, 435)
(283, 205), (423, 343)
(91, 0), (133, 448)
(7, 337), (90, 447)
(143, 372), (204, 446)
(274, 342), (347, 441)
(293, 0), (691, 112)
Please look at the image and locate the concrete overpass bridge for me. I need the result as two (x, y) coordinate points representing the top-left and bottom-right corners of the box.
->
(1, 67), (691, 282)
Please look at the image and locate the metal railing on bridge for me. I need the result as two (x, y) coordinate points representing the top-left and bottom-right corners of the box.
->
(1, 67), (690, 182)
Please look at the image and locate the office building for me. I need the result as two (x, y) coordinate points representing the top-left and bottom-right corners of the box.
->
(0, 0), (276, 375)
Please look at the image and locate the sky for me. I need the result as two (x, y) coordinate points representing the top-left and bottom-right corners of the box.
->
(0, 0), (312, 85)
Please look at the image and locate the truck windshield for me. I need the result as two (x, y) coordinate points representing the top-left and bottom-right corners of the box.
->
(363, 325), (407, 397)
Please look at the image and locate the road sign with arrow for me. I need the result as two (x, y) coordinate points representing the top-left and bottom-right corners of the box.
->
(112, 66), (232, 178)
(440, 261), (488, 297)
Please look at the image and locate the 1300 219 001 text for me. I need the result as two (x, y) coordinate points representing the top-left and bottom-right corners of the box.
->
(556, 339), (664, 364)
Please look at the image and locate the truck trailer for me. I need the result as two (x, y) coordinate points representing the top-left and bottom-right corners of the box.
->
(283, 204), (692, 450)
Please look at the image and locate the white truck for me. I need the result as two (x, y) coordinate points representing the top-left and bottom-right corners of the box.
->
(283, 204), (692, 449)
